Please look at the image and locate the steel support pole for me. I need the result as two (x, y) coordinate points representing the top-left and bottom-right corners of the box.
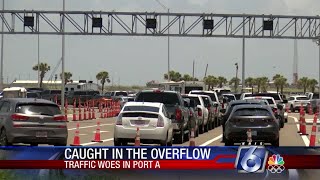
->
(61, 0), (65, 114)
(37, 34), (40, 87)
(318, 41), (320, 96)
(0, 0), (4, 90)
(167, 8), (170, 82)
(241, 17), (246, 93)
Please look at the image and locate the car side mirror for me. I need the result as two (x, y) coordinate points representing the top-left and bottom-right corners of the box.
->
(282, 99), (288, 103)
(170, 114), (175, 119)
(220, 109), (226, 114)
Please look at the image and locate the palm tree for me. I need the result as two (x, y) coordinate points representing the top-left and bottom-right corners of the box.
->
(298, 77), (310, 94)
(255, 77), (269, 93)
(204, 75), (218, 90)
(273, 74), (287, 94)
(60, 72), (73, 84)
(308, 79), (318, 93)
(229, 77), (241, 92)
(32, 62), (51, 88)
(96, 71), (111, 94)
(217, 76), (227, 88)
(164, 71), (182, 82)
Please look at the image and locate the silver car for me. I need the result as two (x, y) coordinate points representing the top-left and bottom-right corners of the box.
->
(114, 102), (173, 146)
(287, 95), (310, 112)
(224, 104), (280, 146)
(0, 98), (68, 146)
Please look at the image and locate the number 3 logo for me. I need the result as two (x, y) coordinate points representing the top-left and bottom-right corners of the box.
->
(240, 146), (262, 173)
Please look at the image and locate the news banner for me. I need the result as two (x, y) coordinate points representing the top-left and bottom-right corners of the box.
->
(1, 146), (320, 173)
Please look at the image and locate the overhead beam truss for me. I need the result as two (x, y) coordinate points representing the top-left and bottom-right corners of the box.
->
(0, 10), (320, 39)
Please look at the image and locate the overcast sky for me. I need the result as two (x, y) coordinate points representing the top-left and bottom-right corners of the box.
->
(3, 0), (320, 86)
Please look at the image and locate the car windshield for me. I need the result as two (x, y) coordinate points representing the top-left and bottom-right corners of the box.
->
(115, 92), (128, 96)
(296, 97), (308, 100)
(27, 93), (38, 98)
(250, 93), (281, 100)
(185, 97), (201, 106)
(136, 92), (180, 106)
(51, 90), (61, 94)
(16, 104), (61, 116)
(233, 108), (271, 116)
(123, 106), (159, 112)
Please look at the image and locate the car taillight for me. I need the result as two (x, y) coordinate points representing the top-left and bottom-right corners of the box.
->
(116, 114), (122, 125)
(157, 115), (164, 127)
(53, 115), (67, 122)
(11, 114), (29, 121)
(198, 108), (202, 117)
(222, 103), (225, 109)
(272, 108), (278, 114)
(189, 110), (193, 117)
(175, 108), (182, 121)
(207, 104), (211, 111)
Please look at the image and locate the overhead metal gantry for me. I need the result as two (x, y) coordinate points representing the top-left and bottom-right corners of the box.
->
(0, 10), (320, 39)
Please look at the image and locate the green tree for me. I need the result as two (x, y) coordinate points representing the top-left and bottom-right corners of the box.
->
(255, 77), (269, 92)
(273, 74), (287, 94)
(32, 62), (51, 88)
(217, 76), (228, 88)
(298, 77), (310, 94)
(308, 78), (318, 93)
(204, 75), (218, 90)
(164, 71), (182, 82)
(96, 71), (111, 94)
(229, 77), (241, 92)
(181, 74), (198, 81)
(60, 72), (73, 84)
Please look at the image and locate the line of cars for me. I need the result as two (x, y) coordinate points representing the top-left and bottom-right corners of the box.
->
(114, 89), (226, 146)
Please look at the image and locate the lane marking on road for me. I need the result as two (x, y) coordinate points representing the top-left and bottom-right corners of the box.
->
(199, 134), (223, 146)
(68, 123), (114, 131)
(79, 134), (87, 136)
(81, 138), (114, 146)
(289, 116), (309, 147)
(92, 130), (109, 133)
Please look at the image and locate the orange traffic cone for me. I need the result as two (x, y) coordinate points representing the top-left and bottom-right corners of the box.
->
(72, 98), (77, 121)
(83, 103), (87, 120)
(309, 113), (318, 146)
(134, 127), (141, 146)
(92, 121), (103, 143)
(92, 107), (96, 119)
(300, 110), (308, 136)
(70, 123), (82, 146)
(88, 102), (92, 120)
(247, 129), (252, 145)
(189, 128), (195, 146)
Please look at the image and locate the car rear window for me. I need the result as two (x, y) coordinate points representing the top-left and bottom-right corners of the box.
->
(223, 95), (235, 101)
(123, 106), (159, 112)
(201, 96), (211, 107)
(26, 93), (39, 98)
(185, 97), (201, 106)
(16, 103), (61, 116)
(297, 97), (309, 100)
(51, 90), (61, 94)
(122, 112), (158, 118)
(136, 92), (180, 106)
(251, 93), (281, 100)
(233, 108), (271, 116)
(190, 92), (217, 102)
(115, 92), (128, 96)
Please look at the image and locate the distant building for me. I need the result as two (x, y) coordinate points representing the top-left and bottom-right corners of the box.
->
(11, 80), (62, 89)
(65, 80), (99, 92)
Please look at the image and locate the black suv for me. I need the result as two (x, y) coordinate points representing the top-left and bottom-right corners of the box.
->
(135, 90), (191, 144)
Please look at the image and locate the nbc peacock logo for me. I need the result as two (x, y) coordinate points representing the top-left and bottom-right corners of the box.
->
(267, 154), (285, 173)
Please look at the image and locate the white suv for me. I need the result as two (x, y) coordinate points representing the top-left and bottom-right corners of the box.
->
(287, 95), (310, 113)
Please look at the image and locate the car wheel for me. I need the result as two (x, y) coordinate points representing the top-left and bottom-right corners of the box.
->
(167, 133), (173, 147)
(54, 142), (67, 146)
(290, 105), (294, 113)
(285, 118), (288, 123)
(271, 138), (280, 147)
(174, 131), (184, 144)
(114, 139), (122, 146)
(199, 124), (203, 134)
(0, 129), (11, 146)
(225, 139), (234, 146)
(196, 126), (199, 137)
(184, 130), (190, 141)
(204, 123), (208, 132)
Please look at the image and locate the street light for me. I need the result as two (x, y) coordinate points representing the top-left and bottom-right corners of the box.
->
(313, 37), (320, 97)
(235, 63), (239, 93)
(154, 0), (170, 82)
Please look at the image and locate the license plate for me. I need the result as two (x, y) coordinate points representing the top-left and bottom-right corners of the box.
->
(251, 131), (257, 136)
(132, 120), (146, 125)
(36, 131), (47, 138)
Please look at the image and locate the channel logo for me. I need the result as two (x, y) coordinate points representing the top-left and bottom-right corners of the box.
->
(235, 146), (268, 173)
(267, 154), (285, 173)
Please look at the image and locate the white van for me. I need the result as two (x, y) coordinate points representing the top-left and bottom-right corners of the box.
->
(2, 87), (27, 98)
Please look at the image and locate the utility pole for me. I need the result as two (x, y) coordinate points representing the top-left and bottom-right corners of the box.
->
(241, 16), (246, 93)
(192, 60), (195, 82)
(37, 33), (40, 87)
(61, 0), (66, 114)
(0, 0), (4, 91)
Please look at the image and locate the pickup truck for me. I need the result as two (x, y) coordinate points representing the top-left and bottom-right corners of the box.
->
(308, 93), (320, 113)
(135, 89), (191, 144)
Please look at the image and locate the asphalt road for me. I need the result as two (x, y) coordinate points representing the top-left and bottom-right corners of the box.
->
(65, 112), (312, 147)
